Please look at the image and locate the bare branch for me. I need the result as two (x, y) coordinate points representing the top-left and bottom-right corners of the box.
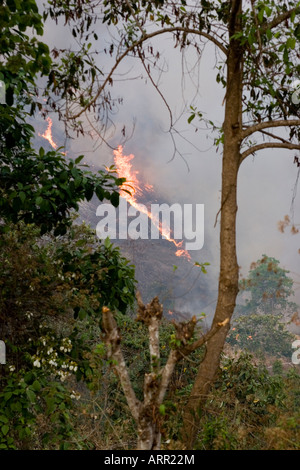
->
(241, 119), (300, 139)
(183, 317), (230, 355)
(137, 47), (173, 131)
(259, 129), (292, 144)
(240, 142), (300, 163)
(136, 292), (163, 371)
(157, 349), (178, 404)
(69, 26), (227, 120)
(158, 317), (230, 404)
(102, 306), (141, 422)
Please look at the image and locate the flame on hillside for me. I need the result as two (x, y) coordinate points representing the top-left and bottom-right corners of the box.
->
(38, 117), (58, 149)
(38, 119), (191, 261)
(113, 145), (191, 260)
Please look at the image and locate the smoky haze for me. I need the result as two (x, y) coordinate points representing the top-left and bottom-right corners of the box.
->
(34, 2), (300, 317)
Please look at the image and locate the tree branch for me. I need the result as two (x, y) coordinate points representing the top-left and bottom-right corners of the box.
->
(183, 318), (230, 355)
(136, 292), (163, 371)
(157, 317), (230, 404)
(259, 129), (292, 144)
(260, 6), (300, 34)
(69, 26), (227, 120)
(240, 142), (300, 163)
(102, 306), (141, 422)
(241, 119), (300, 139)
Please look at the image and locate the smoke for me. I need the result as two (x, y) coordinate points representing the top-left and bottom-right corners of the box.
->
(33, 2), (300, 314)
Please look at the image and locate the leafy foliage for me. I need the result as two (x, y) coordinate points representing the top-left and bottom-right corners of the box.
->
(227, 255), (298, 358)
(193, 353), (299, 450)
(0, 0), (125, 235)
(236, 255), (297, 318)
(0, 222), (136, 449)
(227, 314), (295, 358)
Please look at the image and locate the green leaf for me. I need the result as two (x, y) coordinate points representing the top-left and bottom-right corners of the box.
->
(188, 113), (195, 124)
(258, 7), (264, 23)
(294, 24), (300, 39)
(4, 392), (12, 401)
(31, 380), (41, 392)
(95, 186), (104, 201)
(104, 237), (112, 249)
(159, 404), (166, 416)
(78, 308), (86, 320)
(111, 191), (119, 207)
(19, 191), (26, 204)
(1, 425), (9, 436)
(265, 6), (272, 17)
(35, 196), (43, 206)
(26, 389), (36, 403)
(75, 155), (84, 164)
(286, 37), (296, 50)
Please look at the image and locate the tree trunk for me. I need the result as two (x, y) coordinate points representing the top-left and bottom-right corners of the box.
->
(182, 0), (243, 448)
(137, 415), (161, 450)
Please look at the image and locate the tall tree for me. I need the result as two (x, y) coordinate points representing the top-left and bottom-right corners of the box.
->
(236, 254), (297, 318)
(43, 0), (300, 447)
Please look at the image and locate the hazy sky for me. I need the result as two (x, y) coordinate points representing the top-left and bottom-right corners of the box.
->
(37, 3), (300, 308)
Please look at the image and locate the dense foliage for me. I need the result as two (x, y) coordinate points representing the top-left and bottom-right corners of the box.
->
(1, 0), (300, 450)
(0, 222), (136, 449)
(227, 256), (297, 357)
(236, 255), (297, 318)
(193, 353), (300, 450)
(0, 0), (124, 236)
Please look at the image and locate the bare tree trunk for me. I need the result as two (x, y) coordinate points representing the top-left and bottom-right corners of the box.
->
(102, 295), (229, 449)
(182, 0), (243, 448)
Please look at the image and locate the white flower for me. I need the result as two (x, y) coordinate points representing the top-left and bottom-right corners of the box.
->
(33, 359), (41, 368)
(9, 365), (15, 372)
(70, 391), (81, 400)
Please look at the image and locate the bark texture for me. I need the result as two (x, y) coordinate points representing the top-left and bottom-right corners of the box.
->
(102, 296), (228, 450)
(182, 0), (244, 448)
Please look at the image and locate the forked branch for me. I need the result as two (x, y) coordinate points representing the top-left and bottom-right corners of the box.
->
(101, 295), (230, 450)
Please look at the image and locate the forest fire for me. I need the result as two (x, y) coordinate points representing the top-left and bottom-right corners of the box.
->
(113, 145), (191, 260)
(38, 117), (58, 150)
(38, 120), (192, 261)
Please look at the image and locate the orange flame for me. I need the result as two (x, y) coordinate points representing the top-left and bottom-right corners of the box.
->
(113, 145), (191, 260)
(39, 117), (58, 149)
